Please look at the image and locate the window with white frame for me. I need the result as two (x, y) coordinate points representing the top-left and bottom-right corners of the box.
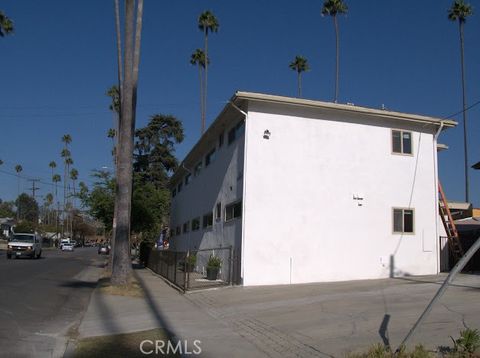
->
(393, 208), (414, 233)
(225, 200), (242, 222)
(203, 212), (213, 228)
(205, 148), (216, 167)
(228, 121), (245, 145)
(194, 162), (202, 177)
(185, 173), (191, 186)
(215, 202), (221, 221)
(392, 130), (412, 155)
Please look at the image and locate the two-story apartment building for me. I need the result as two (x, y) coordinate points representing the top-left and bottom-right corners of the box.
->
(169, 92), (456, 286)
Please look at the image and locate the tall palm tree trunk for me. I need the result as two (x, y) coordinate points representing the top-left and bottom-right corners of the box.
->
(111, 0), (136, 286)
(334, 15), (339, 103)
(298, 72), (302, 98)
(203, 29), (208, 134)
(199, 65), (204, 133)
(110, 0), (124, 273)
(459, 21), (469, 202)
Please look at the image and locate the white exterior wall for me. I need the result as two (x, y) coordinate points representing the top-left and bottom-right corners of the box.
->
(169, 128), (245, 253)
(242, 102), (440, 286)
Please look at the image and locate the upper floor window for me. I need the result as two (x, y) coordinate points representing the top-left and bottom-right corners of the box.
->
(194, 162), (202, 177)
(183, 221), (189, 233)
(228, 121), (245, 145)
(176, 226), (181, 235)
(393, 208), (414, 234)
(205, 148), (216, 167)
(185, 173), (191, 186)
(177, 181), (183, 193)
(203, 212), (213, 228)
(192, 217), (200, 231)
(225, 200), (242, 222)
(215, 202), (221, 221)
(172, 188), (176, 198)
(218, 132), (224, 148)
(392, 130), (412, 155)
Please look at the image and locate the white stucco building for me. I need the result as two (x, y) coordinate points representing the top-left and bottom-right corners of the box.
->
(169, 92), (456, 286)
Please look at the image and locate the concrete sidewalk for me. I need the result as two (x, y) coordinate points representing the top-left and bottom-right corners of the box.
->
(77, 267), (266, 357)
(76, 267), (480, 357)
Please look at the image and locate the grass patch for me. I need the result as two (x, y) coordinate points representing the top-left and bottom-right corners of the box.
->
(73, 329), (178, 357)
(97, 276), (144, 298)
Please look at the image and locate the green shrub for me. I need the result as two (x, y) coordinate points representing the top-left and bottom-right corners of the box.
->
(346, 344), (433, 358)
(207, 255), (221, 268)
(451, 328), (480, 355)
(186, 254), (196, 266)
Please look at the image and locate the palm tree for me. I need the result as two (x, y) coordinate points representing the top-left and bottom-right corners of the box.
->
(289, 56), (310, 97)
(0, 11), (14, 37)
(190, 49), (207, 132)
(14, 165), (22, 220)
(45, 193), (54, 225)
(52, 174), (61, 241)
(70, 168), (78, 197)
(322, 0), (348, 103)
(448, 0), (473, 202)
(49, 161), (56, 178)
(111, 0), (144, 286)
(198, 10), (219, 134)
(61, 134), (72, 148)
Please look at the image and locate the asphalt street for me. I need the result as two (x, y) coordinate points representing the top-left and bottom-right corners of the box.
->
(0, 247), (104, 358)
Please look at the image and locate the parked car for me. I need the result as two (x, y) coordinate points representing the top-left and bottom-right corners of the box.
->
(7, 233), (42, 259)
(98, 244), (110, 255)
(61, 243), (74, 252)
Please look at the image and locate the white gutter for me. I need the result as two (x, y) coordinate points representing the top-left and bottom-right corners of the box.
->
(229, 101), (248, 284)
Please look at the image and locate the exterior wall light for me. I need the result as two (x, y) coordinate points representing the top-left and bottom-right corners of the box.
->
(263, 129), (271, 140)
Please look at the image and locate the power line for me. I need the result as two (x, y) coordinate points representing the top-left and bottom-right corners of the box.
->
(442, 98), (480, 119)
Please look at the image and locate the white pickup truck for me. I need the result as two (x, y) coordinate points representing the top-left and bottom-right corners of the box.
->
(7, 233), (42, 259)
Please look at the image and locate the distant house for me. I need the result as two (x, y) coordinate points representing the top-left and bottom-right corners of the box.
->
(0, 218), (14, 239)
(169, 92), (456, 286)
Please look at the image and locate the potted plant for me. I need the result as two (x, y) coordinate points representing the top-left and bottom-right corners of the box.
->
(185, 254), (196, 272)
(206, 255), (221, 280)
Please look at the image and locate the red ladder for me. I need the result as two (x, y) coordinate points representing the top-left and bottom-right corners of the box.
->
(438, 182), (464, 262)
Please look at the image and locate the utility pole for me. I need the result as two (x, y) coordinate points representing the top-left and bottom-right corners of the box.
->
(28, 179), (40, 200)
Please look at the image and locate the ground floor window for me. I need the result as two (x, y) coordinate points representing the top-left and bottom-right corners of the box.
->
(225, 200), (242, 222)
(393, 208), (414, 233)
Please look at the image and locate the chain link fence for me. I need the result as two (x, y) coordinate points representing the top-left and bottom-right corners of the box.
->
(146, 247), (233, 291)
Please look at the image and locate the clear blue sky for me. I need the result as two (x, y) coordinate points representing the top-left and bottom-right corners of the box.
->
(1, 0), (479, 207)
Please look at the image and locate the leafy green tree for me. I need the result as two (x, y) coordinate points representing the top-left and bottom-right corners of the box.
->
(322, 0), (348, 103)
(198, 10), (219, 134)
(14, 221), (35, 234)
(15, 193), (39, 223)
(448, 0), (473, 202)
(106, 85), (120, 113)
(0, 200), (15, 218)
(78, 171), (115, 232)
(289, 56), (310, 97)
(134, 114), (184, 188)
(0, 11), (13, 37)
(190, 49), (207, 132)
